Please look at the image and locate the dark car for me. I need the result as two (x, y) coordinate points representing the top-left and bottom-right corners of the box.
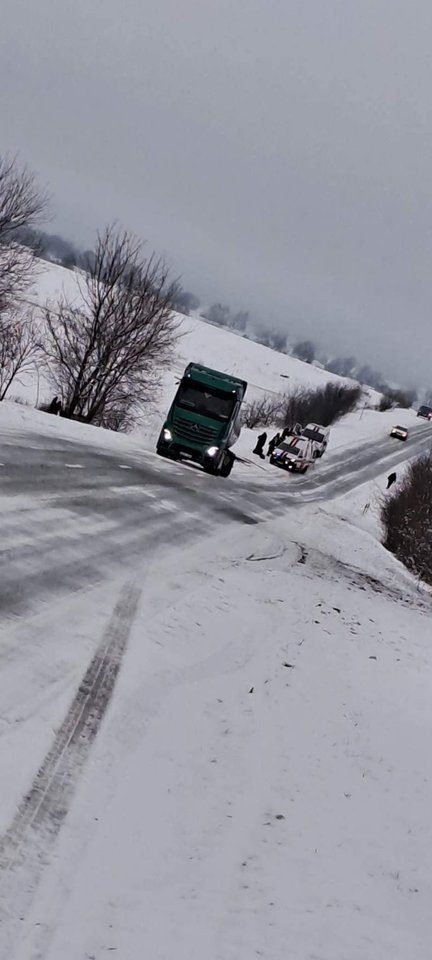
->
(417, 405), (432, 420)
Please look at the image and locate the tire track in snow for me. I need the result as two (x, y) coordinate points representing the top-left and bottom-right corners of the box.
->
(0, 580), (141, 930)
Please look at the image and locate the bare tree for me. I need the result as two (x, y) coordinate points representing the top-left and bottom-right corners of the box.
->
(231, 310), (249, 331)
(170, 288), (200, 315)
(278, 382), (362, 429)
(0, 155), (47, 400)
(382, 451), (432, 585)
(326, 355), (356, 377)
(378, 386), (416, 410)
(202, 303), (231, 327)
(0, 242), (40, 313)
(242, 393), (283, 428)
(0, 310), (39, 401)
(0, 154), (48, 312)
(292, 339), (315, 363)
(0, 155), (48, 239)
(356, 364), (383, 389)
(40, 226), (180, 426)
(255, 328), (288, 352)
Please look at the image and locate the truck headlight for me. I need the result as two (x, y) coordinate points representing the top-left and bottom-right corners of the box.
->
(207, 446), (219, 457)
(163, 428), (172, 441)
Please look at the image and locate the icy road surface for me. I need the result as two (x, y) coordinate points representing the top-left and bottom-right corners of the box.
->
(1, 418), (432, 960)
(0, 420), (430, 621)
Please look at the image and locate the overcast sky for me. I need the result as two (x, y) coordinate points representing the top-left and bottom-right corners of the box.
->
(1, 0), (432, 385)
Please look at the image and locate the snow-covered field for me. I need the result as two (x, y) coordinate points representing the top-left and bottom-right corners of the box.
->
(28, 260), (349, 401)
(1, 261), (432, 959)
(1, 493), (431, 960)
(15, 260), (380, 445)
(10, 258), (417, 469)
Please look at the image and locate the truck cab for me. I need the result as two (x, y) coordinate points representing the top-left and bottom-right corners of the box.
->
(301, 423), (330, 457)
(270, 435), (316, 473)
(157, 363), (247, 477)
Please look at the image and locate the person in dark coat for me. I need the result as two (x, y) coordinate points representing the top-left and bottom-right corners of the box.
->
(48, 396), (61, 415)
(386, 472), (397, 490)
(267, 432), (281, 457)
(253, 432), (267, 459)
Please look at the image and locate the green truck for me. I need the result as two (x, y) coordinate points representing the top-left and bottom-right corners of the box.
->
(156, 362), (247, 477)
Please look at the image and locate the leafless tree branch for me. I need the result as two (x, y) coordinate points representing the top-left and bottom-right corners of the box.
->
(0, 154), (49, 240)
(0, 153), (48, 314)
(0, 309), (40, 401)
(40, 225), (181, 427)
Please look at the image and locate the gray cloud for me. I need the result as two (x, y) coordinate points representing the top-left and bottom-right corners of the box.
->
(1, 0), (432, 385)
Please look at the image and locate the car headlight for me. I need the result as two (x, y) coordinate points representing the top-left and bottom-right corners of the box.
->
(206, 446), (219, 457)
(163, 428), (172, 441)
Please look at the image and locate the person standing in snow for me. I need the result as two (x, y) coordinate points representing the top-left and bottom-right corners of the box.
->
(267, 432), (281, 457)
(47, 396), (62, 415)
(253, 432), (267, 459)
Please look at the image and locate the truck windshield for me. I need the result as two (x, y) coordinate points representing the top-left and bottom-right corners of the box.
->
(281, 444), (300, 456)
(303, 428), (324, 442)
(176, 381), (236, 421)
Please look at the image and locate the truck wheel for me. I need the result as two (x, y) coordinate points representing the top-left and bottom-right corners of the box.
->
(203, 459), (218, 475)
(219, 451), (234, 478)
(300, 465), (308, 474)
(157, 445), (177, 460)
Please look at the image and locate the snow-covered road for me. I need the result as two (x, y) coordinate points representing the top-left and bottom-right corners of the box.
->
(0, 420), (430, 621)
(1, 417), (432, 960)
(0, 431), (271, 621)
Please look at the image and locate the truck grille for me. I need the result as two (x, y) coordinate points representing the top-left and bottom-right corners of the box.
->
(173, 415), (219, 444)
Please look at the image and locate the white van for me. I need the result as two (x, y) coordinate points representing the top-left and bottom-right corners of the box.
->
(301, 423), (330, 457)
(270, 436), (316, 474)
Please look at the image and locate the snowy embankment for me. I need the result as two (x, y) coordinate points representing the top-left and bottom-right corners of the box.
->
(11, 259), (417, 467)
(3, 498), (431, 960)
(28, 260), (349, 400)
(15, 260), (381, 446)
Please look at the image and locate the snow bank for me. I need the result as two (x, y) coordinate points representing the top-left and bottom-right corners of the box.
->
(4, 506), (431, 960)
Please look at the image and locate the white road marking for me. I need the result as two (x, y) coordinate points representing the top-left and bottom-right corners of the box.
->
(251, 509), (274, 521)
(64, 463), (84, 469)
(158, 499), (178, 513)
(108, 485), (146, 495)
(118, 464), (132, 470)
